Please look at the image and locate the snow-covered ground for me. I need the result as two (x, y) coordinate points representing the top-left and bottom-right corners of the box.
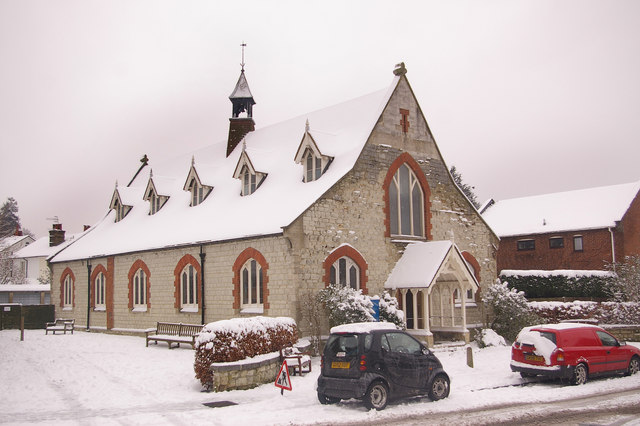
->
(1, 329), (639, 425)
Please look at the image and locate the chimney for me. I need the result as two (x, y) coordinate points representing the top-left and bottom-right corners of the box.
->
(49, 223), (65, 247)
(83, 225), (91, 231)
(227, 119), (255, 156)
(14, 225), (23, 236)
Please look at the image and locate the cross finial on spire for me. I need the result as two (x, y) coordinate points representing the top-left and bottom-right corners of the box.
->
(191, 155), (195, 166)
(305, 119), (310, 133)
(242, 138), (247, 152)
(240, 42), (247, 71)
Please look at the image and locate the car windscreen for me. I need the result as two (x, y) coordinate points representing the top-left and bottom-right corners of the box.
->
(325, 334), (359, 358)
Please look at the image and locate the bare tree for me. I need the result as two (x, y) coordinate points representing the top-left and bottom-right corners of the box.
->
(0, 250), (26, 285)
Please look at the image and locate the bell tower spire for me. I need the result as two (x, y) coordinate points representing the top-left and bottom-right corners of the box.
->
(226, 42), (256, 157)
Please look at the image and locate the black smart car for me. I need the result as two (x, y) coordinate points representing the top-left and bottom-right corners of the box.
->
(317, 322), (450, 410)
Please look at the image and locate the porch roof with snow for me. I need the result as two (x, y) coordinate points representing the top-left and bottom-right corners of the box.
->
(384, 241), (478, 291)
(49, 72), (402, 262)
(482, 180), (640, 237)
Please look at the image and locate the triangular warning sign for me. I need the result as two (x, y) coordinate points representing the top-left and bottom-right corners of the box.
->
(275, 360), (292, 391)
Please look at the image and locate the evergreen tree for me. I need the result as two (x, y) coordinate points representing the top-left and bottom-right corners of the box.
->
(0, 197), (21, 238)
(450, 166), (480, 209)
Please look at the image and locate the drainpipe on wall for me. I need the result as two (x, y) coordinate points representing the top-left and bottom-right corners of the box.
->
(608, 227), (616, 273)
(86, 259), (92, 331)
(199, 246), (206, 325)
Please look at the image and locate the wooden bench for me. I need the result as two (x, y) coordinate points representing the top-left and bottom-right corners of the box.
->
(280, 346), (312, 376)
(145, 322), (204, 349)
(45, 318), (75, 335)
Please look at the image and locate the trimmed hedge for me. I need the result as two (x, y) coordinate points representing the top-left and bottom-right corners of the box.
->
(500, 270), (615, 299)
(529, 301), (640, 325)
(193, 316), (298, 388)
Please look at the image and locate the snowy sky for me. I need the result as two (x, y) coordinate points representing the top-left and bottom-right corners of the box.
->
(1, 0), (639, 238)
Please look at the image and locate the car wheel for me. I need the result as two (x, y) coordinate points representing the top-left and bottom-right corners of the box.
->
(364, 381), (389, 411)
(570, 363), (588, 385)
(428, 374), (450, 401)
(317, 391), (340, 405)
(626, 356), (640, 376)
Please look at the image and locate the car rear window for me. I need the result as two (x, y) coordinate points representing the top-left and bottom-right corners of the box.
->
(538, 331), (556, 345)
(325, 334), (359, 357)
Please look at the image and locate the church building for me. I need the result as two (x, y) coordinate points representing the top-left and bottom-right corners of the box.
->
(49, 62), (498, 345)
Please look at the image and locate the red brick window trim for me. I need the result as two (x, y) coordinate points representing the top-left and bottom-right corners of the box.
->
(60, 267), (75, 308)
(128, 260), (151, 311)
(90, 264), (108, 310)
(322, 245), (369, 295)
(173, 254), (202, 311)
(382, 153), (432, 239)
(232, 248), (270, 311)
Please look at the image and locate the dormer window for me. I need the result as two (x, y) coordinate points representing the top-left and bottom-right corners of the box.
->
(294, 120), (333, 183)
(109, 187), (132, 223)
(143, 176), (169, 215)
(182, 159), (213, 207)
(233, 150), (266, 196)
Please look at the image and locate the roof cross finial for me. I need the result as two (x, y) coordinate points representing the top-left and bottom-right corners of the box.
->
(240, 42), (247, 71)
(242, 138), (247, 152)
(305, 119), (310, 133)
(191, 155), (195, 166)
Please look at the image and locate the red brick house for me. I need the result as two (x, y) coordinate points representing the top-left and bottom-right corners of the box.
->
(482, 181), (640, 273)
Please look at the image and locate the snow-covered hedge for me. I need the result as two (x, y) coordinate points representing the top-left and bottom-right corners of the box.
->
(500, 270), (615, 299)
(193, 316), (298, 387)
(529, 301), (640, 324)
(483, 281), (542, 342)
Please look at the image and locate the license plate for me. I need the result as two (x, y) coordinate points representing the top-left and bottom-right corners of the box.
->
(331, 361), (350, 369)
(524, 354), (544, 362)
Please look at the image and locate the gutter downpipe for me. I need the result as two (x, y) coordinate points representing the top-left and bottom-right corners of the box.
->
(199, 245), (206, 325)
(608, 227), (616, 273)
(86, 259), (92, 331)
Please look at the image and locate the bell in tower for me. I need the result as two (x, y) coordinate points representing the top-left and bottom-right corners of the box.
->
(226, 44), (256, 157)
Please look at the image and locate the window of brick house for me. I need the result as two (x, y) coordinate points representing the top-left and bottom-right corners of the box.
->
(517, 239), (535, 251)
(132, 268), (148, 310)
(95, 272), (105, 310)
(329, 256), (360, 290)
(63, 274), (73, 309)
(241, 259), (263, 311)
(389, 164), (424, 237)
(549, 237), (564, 249)
(180, 264), (198, 311)
(573, 235), (583, 252)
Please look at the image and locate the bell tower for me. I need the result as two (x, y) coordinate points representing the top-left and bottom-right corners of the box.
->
(226, 43), (256, 157)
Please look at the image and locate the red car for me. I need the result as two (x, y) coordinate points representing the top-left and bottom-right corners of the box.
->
(510, 323), (640, 385)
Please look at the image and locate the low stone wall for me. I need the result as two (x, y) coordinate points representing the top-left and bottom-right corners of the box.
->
(603, 325), (640, 342)
(210, 352), (281, 392)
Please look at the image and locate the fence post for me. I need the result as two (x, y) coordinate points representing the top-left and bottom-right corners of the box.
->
(20, 304), (24, 341)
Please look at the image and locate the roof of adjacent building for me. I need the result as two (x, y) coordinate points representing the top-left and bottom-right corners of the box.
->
(0, 235), (34, 252)
(49, 73), (401, 262)
(482, 180), (640, 237)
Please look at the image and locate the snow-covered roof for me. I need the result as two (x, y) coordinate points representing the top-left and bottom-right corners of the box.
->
(50, 76), (399, 262)
(14, 231), (86, 259)
(384, 240), (478, 291)
(0, 283), (50, 292)
(330, 322), (399, 334)
(0, 235), (34, 251)
(482, 180), (640, 237)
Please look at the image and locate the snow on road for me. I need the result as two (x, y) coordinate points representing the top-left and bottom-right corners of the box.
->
(1, 330), (639, 425)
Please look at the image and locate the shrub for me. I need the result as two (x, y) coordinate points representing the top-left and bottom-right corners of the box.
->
(378, 291), (405, 329)
(529, 301), (640, 324)
(483, 281), (543, 342)
(318, 285), (374, 328)
(606, 255), (640, 302)
(193, 316), (298, 388)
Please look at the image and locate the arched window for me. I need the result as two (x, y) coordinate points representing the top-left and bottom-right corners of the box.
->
(63, 274), (73, 308)
(133, 269), (147, 308)
(232, 248), (270, 312)
(181, 264), (197, 310)
(95, 272), (105, 309)
(329, 256), (360, 290)
(389, 164), (424, 237)
(241, 259), (263, 308)
(128, 260), (150, 311)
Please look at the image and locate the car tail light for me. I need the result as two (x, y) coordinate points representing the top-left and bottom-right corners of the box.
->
(320, 355), (324, 368)
(553, 348), (565, 364)
(359, 355), (367, 371)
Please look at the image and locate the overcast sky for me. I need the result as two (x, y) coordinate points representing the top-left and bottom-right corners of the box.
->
(1, 0), (639, 238)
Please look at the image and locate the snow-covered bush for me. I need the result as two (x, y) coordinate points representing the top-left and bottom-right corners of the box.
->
(318, 285), (374, 327)
(378, 291), (405, 329)
(483, 281), (542, 342)
(193, 316), (298, 388)
(606, 255), (640, 302)
(474, 328), (507, 348)
(529, 300), (640, 324)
